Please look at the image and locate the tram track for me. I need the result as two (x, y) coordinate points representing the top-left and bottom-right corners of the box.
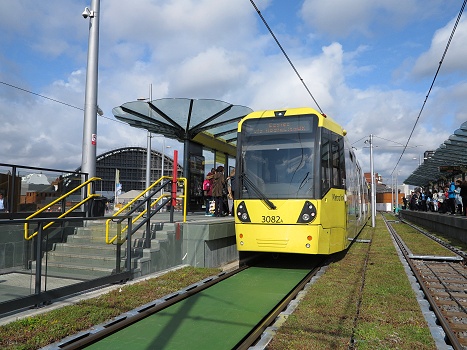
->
(43, 255), (327, 350)
(383, 214), (467, 349)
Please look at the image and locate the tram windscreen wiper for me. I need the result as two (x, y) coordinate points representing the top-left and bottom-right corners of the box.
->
(298, 172), (309, 190)
(240, 173), (276, 210)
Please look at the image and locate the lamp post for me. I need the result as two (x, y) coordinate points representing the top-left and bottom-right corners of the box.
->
(138, 85), (153, 192)
(413, 155), (421, 166)
(146, 85), (153, 191)
(160, 140), (171, 199)
(369, 134), (376, 227)
(146, 131), (152, 190)
(395, 170), (399, 212)
(161, 143), (172, 176)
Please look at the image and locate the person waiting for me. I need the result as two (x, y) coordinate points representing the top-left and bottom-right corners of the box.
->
(212, 166), (226, 217)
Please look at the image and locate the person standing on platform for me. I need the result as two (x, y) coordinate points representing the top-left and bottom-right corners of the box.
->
(460, 180), (467, 216)
(203, 168), (215, 216)
(431, 190), (439, 212)
(437, 188), (446, 213)
(447, 181), (456, 215)
(212, 166), (225, 217)
(455, 180), (463, 214)
(0, 193), (8, 212)
(226, 168), (236, 216)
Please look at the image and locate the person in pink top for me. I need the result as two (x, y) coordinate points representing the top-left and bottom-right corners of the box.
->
(203, 169), (215, 216)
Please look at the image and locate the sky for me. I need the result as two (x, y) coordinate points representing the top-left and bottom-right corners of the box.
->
(1, 0), (466, 186)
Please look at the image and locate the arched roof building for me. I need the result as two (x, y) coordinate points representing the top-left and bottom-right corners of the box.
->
(77, 146), (182, 193)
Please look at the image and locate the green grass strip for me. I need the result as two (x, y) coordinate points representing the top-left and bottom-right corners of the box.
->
(269, 216), (436, 350)
(0, 267), (220, 350)
(390, 222), (456, 257)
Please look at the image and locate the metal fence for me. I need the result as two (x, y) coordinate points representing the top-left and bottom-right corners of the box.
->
(0, 216), (133, 316)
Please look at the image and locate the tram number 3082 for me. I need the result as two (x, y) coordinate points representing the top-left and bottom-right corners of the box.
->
(261, 216), (283, 224)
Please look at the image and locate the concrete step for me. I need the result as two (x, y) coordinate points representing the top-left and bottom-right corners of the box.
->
(35, 262), (114, 280)
(52, 243), (118, 257)
(31, 219), (173, 280)
(66, 234), (108, 245)
(33, 259), (141, 280)
(74, 226), (107, 236)
(45, 251), (119, 269)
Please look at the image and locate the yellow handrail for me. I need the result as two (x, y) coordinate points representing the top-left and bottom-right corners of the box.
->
(106, 176), (187, 244)
(24, 177), (101, 240)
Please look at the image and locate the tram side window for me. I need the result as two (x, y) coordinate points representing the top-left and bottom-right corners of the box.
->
(321, 129), (345, 197)
(321, 130), (331, 195)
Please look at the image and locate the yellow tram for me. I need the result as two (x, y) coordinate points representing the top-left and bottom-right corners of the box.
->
(234, 107), (369, 255)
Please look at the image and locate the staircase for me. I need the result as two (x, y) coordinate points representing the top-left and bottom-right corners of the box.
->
(36, 221), (180, 280)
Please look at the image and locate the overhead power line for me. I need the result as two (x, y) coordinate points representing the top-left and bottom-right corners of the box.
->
(391, 0), (466, 176)
(1, 80), (83, 111)
(0, 80), (125, 125)
(249, 0), (324, 114)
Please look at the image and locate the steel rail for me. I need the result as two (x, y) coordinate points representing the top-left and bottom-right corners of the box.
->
(399, 217), (466, 262)
(383, 214), (463, 350)
(57, 266), (248, 350)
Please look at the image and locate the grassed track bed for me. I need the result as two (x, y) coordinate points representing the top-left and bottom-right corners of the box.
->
(0, 267), (220, 350)
(82, 267), (312, 349)
(1, 214), (443, 349)
(268, 215), (436, 350)
(388, 217), (458, 257)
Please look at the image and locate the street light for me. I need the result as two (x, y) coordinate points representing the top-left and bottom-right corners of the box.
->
(365, 134), (376, 227)
(161, 143), (171, 178)
(395, 170), (400, 211)
(413, 155), (422, 166)
(413, 154), (428, 166)
(137, 85), (153, 192)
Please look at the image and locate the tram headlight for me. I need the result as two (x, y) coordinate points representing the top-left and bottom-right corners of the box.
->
(236, 201), (251, 223)
(297, 201), (316, 223)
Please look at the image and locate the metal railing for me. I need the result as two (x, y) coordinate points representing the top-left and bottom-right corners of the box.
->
(24, 177), (101, 240)
(106, 176), (187, 246)
(0, 215), (133, 317)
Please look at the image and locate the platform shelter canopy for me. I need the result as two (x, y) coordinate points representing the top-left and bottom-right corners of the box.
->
(112, 98), (253, 156)
(404, 120), (467, 186)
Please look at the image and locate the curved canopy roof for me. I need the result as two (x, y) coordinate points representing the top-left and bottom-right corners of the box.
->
(404, 120), (467, 186)
(112, 98), (253, 156)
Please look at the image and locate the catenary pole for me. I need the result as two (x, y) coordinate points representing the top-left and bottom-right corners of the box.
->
(81, 0), (100, 184)
(146, 84), (153, 192)
(370, 134), (376, 227)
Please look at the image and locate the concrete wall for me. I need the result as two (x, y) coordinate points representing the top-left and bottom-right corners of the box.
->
(400, 210), (467, 243)
(180, 220), (238, 268)
(137, 219), (238, 274)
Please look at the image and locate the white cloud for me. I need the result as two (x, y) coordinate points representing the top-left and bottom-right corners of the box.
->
(169, 47), (249, 98)
(299, 0), (423, 38)
(0, 0), (465, 186)
(412, 17), (467, 77)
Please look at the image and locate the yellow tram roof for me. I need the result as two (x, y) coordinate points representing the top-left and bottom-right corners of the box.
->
(238, 107), (346, 136)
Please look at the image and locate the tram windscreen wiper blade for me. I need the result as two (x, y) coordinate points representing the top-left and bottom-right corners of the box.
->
(298, 172), (309, 190)
(241, 173), (277, 210)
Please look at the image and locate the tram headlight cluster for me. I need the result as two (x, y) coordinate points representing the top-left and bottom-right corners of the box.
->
(236, 201), (251, 223)
(297, 201), (317, 223)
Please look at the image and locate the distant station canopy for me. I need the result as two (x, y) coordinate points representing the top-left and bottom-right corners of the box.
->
(404, 120), (467, 186)
(112, 98), (253, 156)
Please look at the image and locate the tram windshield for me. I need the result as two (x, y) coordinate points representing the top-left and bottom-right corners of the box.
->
(239, 115), (318, 199)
